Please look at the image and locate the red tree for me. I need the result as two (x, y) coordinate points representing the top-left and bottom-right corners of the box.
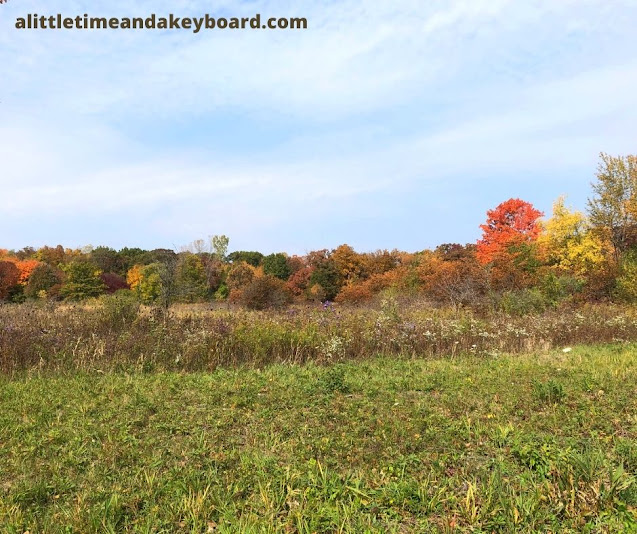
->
(0, 261), (20, 300)
(477, 198), (543, 265)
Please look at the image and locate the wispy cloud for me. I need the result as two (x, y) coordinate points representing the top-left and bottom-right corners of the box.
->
(1, 0), (636, 252)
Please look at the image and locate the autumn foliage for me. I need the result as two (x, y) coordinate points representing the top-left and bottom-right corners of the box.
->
(1, 153), (635, 308)
(477, 198), (543, 264)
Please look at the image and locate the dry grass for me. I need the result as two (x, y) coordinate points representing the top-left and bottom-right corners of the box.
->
(1, 296), (636, 374)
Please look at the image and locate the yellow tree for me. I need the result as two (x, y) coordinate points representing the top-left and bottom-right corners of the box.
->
(126, 265), (144, 292)
(331, 244), (366, 286)
(539, 197), (607, 278)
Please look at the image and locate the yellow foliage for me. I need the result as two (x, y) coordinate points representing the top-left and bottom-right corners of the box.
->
(126, 265), (144, 290)
(538, 197), (607, 277)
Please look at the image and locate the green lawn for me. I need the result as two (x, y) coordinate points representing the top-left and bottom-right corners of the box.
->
(1, 345), (636, 533)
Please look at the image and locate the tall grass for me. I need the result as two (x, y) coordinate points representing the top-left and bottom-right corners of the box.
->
(1, 297), (636, 374)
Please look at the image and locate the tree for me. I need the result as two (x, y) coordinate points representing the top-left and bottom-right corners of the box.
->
(24, 264), (63, 299)
(332, 244), (366, 286)
(477, 199), (544, 264)
(286, 266), (314, 298)
(210, 235), (229, 263)
(16, 259), (41, 285)
(538, 197), (607, 278)
(227, 251), (264, 267)
(364, 250), (401, 275)
(262, 253), (291, 280)
(226, 262), (255, 291)
(434, 243), (477, 262)
(0, 261), (20, 300)
(60, 261), (106, 301)
(128, 263), (163, 304)
(615, 249), (637, 302)
(100, 273), (129, 294)
(238, 275), (292, 310)
(309, 259), (341, 301)
(587, 153), (637, 261)
(175, 253), (209, 302)
(126, 265), (144, 293)
(35, 245), (66, 266)
(477, 199), (543, 290)
(91, 246), (126, 275)
(117, 247), (148, 271)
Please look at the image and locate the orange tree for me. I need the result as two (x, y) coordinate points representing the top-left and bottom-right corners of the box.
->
(477, 198), (544, 290)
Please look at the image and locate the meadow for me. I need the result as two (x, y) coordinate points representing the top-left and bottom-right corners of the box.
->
(1, 300), (636, 532)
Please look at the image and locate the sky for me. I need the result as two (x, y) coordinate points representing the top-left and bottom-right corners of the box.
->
(1, 0), (636, 255)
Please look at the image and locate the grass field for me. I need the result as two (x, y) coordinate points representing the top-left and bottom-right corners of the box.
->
(1, 344), (636, 533)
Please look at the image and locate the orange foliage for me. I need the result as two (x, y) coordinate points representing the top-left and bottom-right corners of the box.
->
(16, 260), (41, 285)
(477, 198), (543, 264)
(286, 266), (314, 297)
(335, 284), (373, 304)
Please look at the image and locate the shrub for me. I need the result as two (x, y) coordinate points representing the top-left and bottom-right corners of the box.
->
(99, 290), (140, 328)
(497, 289), (549, 316)
(615, 249), (637, 303)
(539, 272), (582, 305)
(320, 364), (350, 394)
(334, 284), (373, 304)
(239, 276), (292, 310)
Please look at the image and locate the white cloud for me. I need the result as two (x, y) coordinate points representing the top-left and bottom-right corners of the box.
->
(1, 0), (636, 251)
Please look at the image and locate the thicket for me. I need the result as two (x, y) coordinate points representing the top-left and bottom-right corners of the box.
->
(1, 297), (635, 374)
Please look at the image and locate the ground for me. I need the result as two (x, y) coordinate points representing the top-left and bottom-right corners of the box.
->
(0, 344), (636, 532)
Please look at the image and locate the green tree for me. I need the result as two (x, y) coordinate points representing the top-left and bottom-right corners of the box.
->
(24, 264), (63, 299)
(227, 251), (264, 267)
(91, 246), (125, 275)
(175, 254), (209, 302)
(309, 259), (341, 301)
(135, 263), (163, 304)
(587, 153), (637, 261)
(210, 235), (229, 263)
(262, 253), (291, 280)
(60, 261), (106, 301)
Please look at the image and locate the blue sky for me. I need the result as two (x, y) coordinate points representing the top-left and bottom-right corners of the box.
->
(1, 0), (636, 255)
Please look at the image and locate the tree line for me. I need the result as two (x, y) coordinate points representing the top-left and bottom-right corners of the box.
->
(1, 153), (635, 310)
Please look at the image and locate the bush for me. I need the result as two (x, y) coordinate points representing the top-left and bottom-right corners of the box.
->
(99, 290), (140, 328)
(320, 364), (350, 394)
(334, 284), (373, 304)
(615, 250), (637, 303)
(239, 276), (292, 310)
(497, 289), (549, 316)
(539, 272), (582, 305)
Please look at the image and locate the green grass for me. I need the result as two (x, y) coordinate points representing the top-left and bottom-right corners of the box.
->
(1, 344), (636, 532)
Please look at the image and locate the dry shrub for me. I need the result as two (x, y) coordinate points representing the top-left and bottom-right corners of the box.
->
(0, 300), (635, 375)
